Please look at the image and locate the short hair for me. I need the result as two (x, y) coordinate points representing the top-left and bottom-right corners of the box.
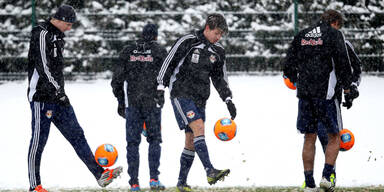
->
(320, 9), (344, 27)
(205, 13), (228, 35)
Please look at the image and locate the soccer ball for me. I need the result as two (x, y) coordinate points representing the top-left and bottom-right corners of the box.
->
(340, 129), (355, 151)
(214, 118), (237, 141)
(95, 144), (118, 167)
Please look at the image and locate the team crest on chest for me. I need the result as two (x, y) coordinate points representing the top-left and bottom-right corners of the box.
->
(186, 110), (195, 119)
(46, 110), (53, 119)
(209, 55), (216, 63)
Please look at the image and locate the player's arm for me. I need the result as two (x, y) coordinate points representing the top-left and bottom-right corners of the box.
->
(211, 50), (236, 120)
(282, 35), (299, 84)
(155, 46), (168, 72)
(31, 27), (61, 92)
(345, 41), (362, 85)
(333, 30), (353, 90)
(156, 34), (195, 90)
(211, 51), (232, 102)
(111, 48), (129, 103)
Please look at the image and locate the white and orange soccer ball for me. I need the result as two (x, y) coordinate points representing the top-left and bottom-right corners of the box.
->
(94, 144), (118, 167)
(214, 118), (237, 141)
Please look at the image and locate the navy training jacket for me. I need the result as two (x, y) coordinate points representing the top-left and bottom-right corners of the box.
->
(283, 21), (353, 100)
(157, 29), (232, 108)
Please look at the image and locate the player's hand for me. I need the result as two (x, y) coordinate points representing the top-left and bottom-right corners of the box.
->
(55, 90), (70, 106)
(117, 101), (125, 119)
(154, 90), (165, 108)
(342, 84), (359, 109)
(226, 99), (237, 120)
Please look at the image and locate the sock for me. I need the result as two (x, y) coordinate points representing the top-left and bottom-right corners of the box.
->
(322, 163), (335, 180)
(177, 148), (195, 185)
(304, 170), (316, 188)
(193, 136), (214, 174)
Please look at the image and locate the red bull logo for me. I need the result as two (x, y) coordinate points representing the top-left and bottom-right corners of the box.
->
(46, 110), (52, 119)
(130, 55), (153, 62)
(186, 111), (195, 119)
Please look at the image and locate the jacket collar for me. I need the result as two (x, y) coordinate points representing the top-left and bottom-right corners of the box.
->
(196, 29), (212, 46)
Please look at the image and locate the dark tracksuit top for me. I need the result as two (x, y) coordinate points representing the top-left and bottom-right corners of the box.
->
(157, 29), (232, 108)
(27, 20), (68, 104)
(283, 21), (353, 100)
(111, 39), (168, 108)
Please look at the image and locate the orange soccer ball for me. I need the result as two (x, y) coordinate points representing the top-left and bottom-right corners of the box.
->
(214, 118), (237, 141)
(340, 129), (355, 151)
(95, 144), (118, 167)
(284, 77), (296, 90)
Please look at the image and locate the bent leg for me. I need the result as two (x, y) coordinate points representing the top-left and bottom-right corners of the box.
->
(190, 119), (213, 173)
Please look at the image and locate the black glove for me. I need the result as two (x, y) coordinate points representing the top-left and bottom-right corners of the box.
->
(55, 90), (70, 106)
(154, 90), (165, 108)
(226, 99), (237, 120)
(342, 84), (359, 109)
(117, 101), (126, 119)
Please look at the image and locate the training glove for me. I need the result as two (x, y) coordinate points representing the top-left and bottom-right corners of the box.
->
(117, 101), (125, 119)
(342, 84), (359, 109)
(154, 90), (165, 108)
(226, 99), (237, 120)
(55, 90), (70, 106)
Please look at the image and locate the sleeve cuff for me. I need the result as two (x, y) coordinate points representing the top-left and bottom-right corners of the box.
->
(157, 84), (165, 91)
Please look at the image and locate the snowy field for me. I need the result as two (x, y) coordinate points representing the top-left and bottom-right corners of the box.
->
(0, 75), (383, 190)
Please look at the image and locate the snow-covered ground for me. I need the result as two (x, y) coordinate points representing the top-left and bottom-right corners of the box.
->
(0, 75), (383, 190)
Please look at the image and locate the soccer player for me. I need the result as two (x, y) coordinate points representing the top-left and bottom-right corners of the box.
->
(111, 23), (168, 192)
(27, 5), (122, 192)
(283, 10), (359, 192)
(300, 39), (362, 189)
(155, 14), (237, 192)
(311, 36), (362, 188)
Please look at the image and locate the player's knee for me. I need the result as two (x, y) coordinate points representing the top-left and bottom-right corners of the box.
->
(304, 133), (317, 142)
(127, 136), (141, 146)
(328, 133), (340, 143)
(67, 129), (85, 141)
(190, 124), (205, 137)
(147, 136), (162, 145)
(127, 141), (140, 148)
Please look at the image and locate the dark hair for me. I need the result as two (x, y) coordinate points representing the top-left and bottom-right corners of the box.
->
(205, 13), (228, 35)
(320, 9), (344, 27)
